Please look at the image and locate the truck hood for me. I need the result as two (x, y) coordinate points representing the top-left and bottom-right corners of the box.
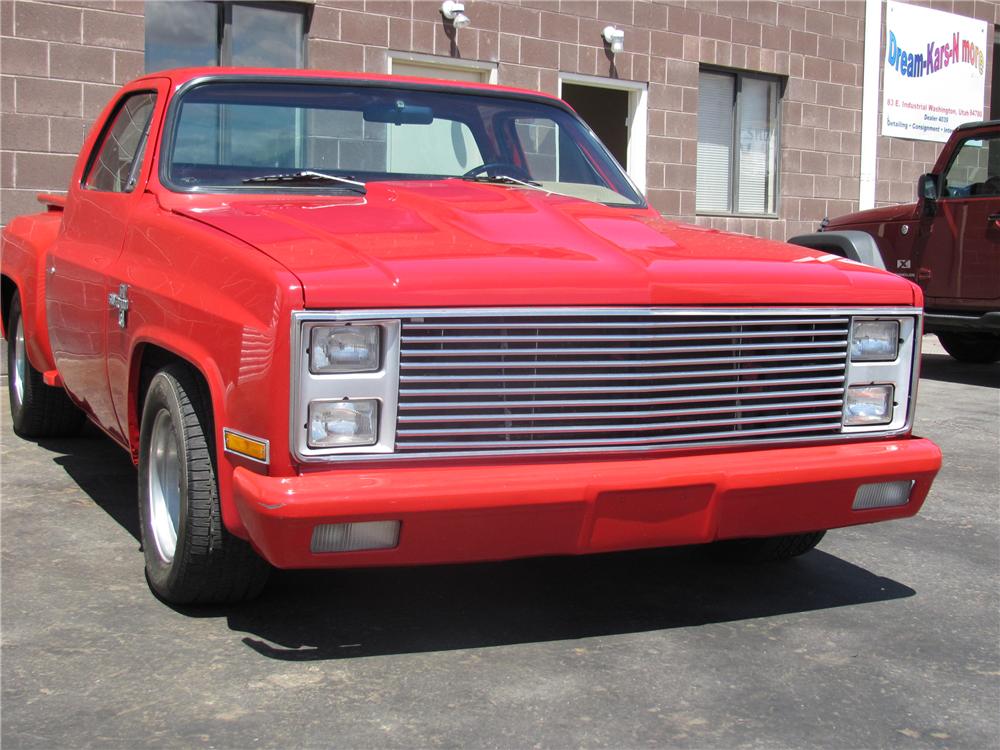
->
(166, 181), (917, 308)
(824, 202), (917, 229)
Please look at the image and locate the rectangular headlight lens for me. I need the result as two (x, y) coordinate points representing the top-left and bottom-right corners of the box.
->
(844, 384), (894, 425)
(851, 320), (900, 361)
(308, 399), (378, 447)
(310, 325), (380, 373)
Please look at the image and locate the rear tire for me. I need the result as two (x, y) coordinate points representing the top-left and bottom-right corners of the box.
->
(936, 332), (1000, 364)
(710, 531), (826, 563)
(6, 294), (84, 438)
(138, 364), (269, 604)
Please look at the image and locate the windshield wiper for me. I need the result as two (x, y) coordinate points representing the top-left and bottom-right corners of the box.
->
(463, 173), (599, 203)
(242, 170), (366, 194)
(462, 173), (541, 187)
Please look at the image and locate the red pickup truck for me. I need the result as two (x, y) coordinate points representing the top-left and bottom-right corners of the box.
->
(792, 120), (1000, 363)
(2, 68), (941, 604)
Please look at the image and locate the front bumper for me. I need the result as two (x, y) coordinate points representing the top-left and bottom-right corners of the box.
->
(232, 437), (941, 569)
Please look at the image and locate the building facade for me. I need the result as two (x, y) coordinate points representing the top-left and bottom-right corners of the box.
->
(2, 0), (998, 239)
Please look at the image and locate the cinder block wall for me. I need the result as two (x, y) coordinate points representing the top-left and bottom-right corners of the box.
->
(1, 0), (144, 224)
(1, 0), (996, 239)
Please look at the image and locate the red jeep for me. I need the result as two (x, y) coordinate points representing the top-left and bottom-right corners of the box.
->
(794, 120), (1000, 363)
(2, 69), (941, 604)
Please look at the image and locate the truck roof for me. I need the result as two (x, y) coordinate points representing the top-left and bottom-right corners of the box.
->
(131, 66), (564, 105)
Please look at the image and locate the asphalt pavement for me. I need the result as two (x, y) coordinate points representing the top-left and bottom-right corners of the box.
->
(1, 336), (998, 749)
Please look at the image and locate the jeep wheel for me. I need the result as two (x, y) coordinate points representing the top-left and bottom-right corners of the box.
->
(710, 531), (826, 562)
(936, 333), (1000, 364)
(138, 364), (269, 604)
(6, 294), (84, 438)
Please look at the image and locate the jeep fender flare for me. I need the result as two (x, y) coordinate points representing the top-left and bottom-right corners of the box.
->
(787, 230), (887, 271)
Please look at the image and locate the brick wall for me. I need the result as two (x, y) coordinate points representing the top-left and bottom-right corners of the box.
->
(1, 0), (997, 239)
(1, 0), (144, 224)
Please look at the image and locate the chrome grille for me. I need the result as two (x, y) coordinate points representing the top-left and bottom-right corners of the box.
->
(395, 311), (851, 455)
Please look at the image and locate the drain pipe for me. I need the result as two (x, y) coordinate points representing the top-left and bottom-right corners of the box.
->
(858, 0), (882, 210)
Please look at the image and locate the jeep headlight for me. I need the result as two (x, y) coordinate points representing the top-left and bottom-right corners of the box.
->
(292, 315), (400, 460)
(842, 315), (919, 434)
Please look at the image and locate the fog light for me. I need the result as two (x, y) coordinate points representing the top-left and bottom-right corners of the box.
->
(308, 399), (378, 447)
(844, 384), (894, 425)
(853, 480), (914, 510)
(311, 521), (400, 553)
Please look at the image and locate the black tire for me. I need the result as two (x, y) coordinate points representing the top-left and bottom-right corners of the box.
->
(936, 332), (1000, 364)
(710, 531), (826, 563)
(138, 364), (269, 604)
(6, 294), (85, 438)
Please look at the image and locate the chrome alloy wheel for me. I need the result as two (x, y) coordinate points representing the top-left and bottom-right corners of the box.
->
(147, 409), (182, 563)
(12, 314), (26, 410)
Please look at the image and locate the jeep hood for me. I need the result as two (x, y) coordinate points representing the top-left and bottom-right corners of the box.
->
(166, 181), (917, 308)
(824, 202), (917, 229)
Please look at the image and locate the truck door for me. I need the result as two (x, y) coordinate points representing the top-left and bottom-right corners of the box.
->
(45, 82), (166, 442)
(921, 131), (1000, 305)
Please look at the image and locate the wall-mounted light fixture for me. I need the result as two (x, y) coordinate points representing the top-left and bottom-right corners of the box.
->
(441, 0), (471, 29)
(602, 25), (625, 54)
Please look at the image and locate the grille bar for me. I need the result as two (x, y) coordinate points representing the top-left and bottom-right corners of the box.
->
(401, 362), (845, 383)
(395, 422), (843, 451)
(401, 374), (846, 397)
(398, 387), (846, 411)
(397, 398), (844, 423)
(395, 311), (852, 455)
(401, 340), (848, 357)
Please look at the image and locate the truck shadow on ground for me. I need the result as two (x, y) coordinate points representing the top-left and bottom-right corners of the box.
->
(37, 428), (917, 662)
(920, 353), (999, 389)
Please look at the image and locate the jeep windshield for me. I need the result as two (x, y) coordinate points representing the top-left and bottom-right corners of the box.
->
(162, 80), (644, 207)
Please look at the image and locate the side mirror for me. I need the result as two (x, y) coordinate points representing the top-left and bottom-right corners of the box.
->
(918, 173), (938, 216)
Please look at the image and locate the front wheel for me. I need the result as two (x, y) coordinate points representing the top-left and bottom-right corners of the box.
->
(710, 531), (826, 563)
(6, 294), (84, 438)
(936, 332), (1000, 364)
(138, 364), (269, 604)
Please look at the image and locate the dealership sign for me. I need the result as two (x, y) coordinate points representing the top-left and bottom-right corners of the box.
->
(881, 1), (988, 142)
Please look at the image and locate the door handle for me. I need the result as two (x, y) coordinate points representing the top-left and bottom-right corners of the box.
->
(988, 213), (1000, 224)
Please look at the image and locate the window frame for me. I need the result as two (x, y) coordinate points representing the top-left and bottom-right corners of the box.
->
(938, 133), (1000, 200)
(156, 74), (648, 210)
(144, 1), (310, 73)
(81, 90), (158, 194)
(696, 67), (783, 219)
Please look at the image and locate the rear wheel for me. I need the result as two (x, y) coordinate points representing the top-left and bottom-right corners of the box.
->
(936, 332), (1000, 364)
(6, 294), (84, 438)
(710, 531), (826, 563)
(138, 364), (269, 604)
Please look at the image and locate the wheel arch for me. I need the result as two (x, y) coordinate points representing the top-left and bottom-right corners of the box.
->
(129, 338), (250, 540)
(1, 274), (16, 339)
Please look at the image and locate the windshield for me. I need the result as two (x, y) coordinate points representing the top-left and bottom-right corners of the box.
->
(163, 80), (644, 206)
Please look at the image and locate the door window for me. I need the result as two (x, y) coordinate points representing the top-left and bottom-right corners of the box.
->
(83, 92), (157, 193)
(941, 135), (1000, 197)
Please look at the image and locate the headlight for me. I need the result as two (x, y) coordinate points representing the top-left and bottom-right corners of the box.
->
(293, 316), (400, 460)
(850, 320), (899, 361)
(308, 399), (379, 447)
(844, 384), (894, 425)
(841, 313), (918, 435)
(310, 325), (380, 373)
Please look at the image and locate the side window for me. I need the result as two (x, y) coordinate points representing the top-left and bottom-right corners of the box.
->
(942, 135), (1000, 198)
(83, 93), (157, 193)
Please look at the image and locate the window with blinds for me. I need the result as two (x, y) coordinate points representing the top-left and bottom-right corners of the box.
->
(696, 69), (781, 216)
